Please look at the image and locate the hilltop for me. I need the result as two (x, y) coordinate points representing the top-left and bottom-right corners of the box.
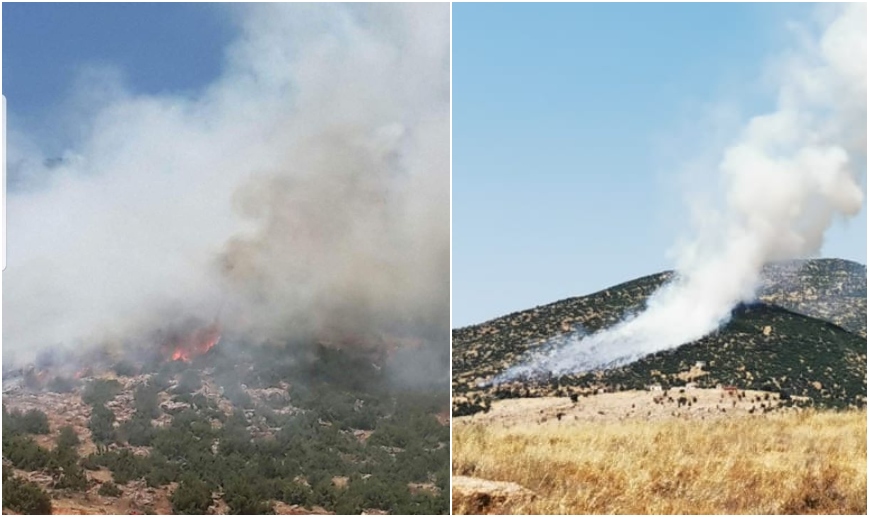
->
(452, 258), (867, 415)
(758, 258), (866, 337)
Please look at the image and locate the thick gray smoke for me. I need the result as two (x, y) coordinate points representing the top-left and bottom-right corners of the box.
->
(500, 3), (866, 381)
(4, 4), (449, 370)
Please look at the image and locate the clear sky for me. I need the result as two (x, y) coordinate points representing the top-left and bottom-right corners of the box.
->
(452, 3), (867, 328)
(3, 3), (235, 156)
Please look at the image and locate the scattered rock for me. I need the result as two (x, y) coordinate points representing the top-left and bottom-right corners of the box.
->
(452, 475), (535, 514)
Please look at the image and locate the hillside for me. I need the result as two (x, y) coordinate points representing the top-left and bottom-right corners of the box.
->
(759, 258), (867, 337)
(3, 341), (449, 515)
(453, 258), (867, 415)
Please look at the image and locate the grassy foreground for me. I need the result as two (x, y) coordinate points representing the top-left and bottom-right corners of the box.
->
(452, 409), (867, 514)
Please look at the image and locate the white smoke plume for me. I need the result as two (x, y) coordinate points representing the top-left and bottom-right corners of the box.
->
(499, 3), (866, 381)
(4, 4), (449, 367)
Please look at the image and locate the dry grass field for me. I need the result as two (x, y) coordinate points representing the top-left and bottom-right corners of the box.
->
(452, 408), (867, 514)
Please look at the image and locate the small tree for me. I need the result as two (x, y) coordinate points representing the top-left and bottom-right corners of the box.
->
(57, 425), (81, 450)
(174, 369), (202, 395)
(3, 436), (53, 471)
(55, 463), (88, 491)
(280, 480), (312, 507)
(47, 376), (78, 394)
(223, 476), (274, 514)
(88, 405), (117, 447)
(2, 475), (53, 514)
(108, 449), (147, 484)
(120, 415), (155, 447)
(82, 379), (123, 406)
(133, 383), (161, 419)
(171, 476), (213, 515)
(5, 409), (51, 435)
(99, 481), (123, 497)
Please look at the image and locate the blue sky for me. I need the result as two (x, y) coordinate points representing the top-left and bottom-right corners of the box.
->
(3, 3), (235, 155)
(452, 3), (867, 327)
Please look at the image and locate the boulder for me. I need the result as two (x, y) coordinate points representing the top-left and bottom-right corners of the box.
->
(452, 476), (535, 514)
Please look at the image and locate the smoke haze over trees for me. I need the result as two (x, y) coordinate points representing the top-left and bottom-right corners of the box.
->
(4, 4), (450, 379)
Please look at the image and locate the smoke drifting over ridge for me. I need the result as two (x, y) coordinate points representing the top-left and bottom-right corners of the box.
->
(4, 4), (449, 368)
(499, 4), (866, 381)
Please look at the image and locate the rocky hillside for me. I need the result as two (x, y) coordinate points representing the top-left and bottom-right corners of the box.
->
(759, 258), (866, 337)
(453, 258), (867, 415)
(3, 342), (449, 515)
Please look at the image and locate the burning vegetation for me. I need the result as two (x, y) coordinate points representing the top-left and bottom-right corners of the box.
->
(3, 336), (450, 515)
(2, 2), (450, 514)
(161, 322), (222, 363)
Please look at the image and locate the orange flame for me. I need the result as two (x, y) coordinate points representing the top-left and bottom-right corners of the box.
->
(168, 323), (221, 362)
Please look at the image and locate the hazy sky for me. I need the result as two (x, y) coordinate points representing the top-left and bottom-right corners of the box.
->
(452, 2), (867, 328)
(3, 3), (235, 157)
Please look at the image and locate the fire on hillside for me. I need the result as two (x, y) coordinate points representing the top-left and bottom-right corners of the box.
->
(162, 322), (222, 363)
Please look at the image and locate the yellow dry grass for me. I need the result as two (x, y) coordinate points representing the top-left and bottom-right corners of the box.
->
(452, 409), (867, 514)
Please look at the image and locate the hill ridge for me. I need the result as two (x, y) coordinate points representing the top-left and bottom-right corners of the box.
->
(452, 258), (867, 415)
(455, 258), (865, 332)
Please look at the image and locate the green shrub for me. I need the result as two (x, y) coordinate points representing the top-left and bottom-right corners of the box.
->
(55, 463), (88, 491)
(80, 453), (99, 471)
(56, 425), (81, 450)
(311, 479), (337, 511)
(2, 435), (53, 471)
(98, 481), (122, 497)
(222, 383), (254, 409)
(47, 376), (78, 394)
(223, 476), (275, 514)
(174, 370), (202, 395)
(119, 415), (155, 447)
(2, 475), (52, 514)
(4, 408), (51, 435)
(107, 449), (148, 484)
(144, 454), (178, 488)
(171, 476), (213, 515)
(279, 480), (312, 507)
(88, 405), (117, 446)
(133, 383), (161, 419)
(82, 379), (122, 406)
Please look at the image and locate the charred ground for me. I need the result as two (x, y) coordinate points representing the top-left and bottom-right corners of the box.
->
(453, 258), (867, 416)
(3, 339), (449, 515)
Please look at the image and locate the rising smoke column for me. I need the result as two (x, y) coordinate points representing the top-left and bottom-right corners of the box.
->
(499, 3), (866, 381)
(3, 4), (449, 366)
